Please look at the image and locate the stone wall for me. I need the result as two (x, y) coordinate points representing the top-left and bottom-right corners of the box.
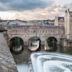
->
(0, 33), (18, 72)
(7, 25), (64, 43)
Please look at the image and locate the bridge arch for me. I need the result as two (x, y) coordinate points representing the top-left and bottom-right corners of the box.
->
(28, 36), (41, 51)
(46, 36), (58, 51)
(9, 36), (24, 54)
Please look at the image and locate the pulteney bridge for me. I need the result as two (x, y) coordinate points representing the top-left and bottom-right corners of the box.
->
(3, 24), (64, 63)
(7, 25), (64, 51)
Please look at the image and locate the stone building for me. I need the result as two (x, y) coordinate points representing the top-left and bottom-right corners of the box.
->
(54, 16), (64, 26)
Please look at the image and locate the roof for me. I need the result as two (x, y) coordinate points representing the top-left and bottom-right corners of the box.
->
(7, 24), (64, 29)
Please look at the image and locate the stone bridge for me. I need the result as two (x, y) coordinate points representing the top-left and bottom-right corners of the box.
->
(4, 25), (65, 63)
(7, 25), (64, 46)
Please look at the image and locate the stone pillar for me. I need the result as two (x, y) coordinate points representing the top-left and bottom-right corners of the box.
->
(59, 38), (64, 53)
(44, 41), (50, 51)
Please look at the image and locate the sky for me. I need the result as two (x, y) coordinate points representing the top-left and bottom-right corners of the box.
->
(0, 0), (72, 20)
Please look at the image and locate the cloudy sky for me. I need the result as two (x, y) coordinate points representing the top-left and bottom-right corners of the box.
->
(0, 0), (72, 20)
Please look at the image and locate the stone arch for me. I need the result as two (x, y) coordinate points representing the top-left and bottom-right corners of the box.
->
(9, 36), (24, 54)
(46, 36), (58, 51)
(28, 36), (41, 51)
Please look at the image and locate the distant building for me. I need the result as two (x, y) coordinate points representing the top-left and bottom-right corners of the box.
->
(55, 16), (64, 26)
(64, 9), (72, 39)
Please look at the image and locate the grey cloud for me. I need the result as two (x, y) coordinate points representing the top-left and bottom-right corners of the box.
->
(0, 0), (53, 11)
(62, 1), (72, 10)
